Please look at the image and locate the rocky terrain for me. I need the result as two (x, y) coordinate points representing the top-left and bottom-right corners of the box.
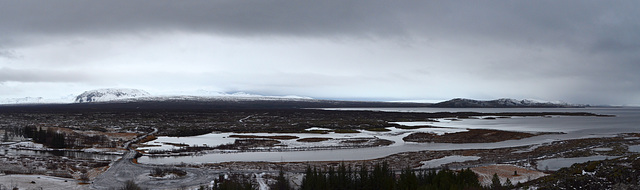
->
(525, 154), (640, 189)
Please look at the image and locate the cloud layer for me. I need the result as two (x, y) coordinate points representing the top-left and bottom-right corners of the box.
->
(1, 1), (639, 105)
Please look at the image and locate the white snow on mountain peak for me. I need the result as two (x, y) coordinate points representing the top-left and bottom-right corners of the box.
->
(74, 88), (151, 103)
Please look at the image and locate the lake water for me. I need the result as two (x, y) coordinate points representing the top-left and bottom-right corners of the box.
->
(628, 145), (640, 153)
(139, 126), (467, 152)
(139, 107), (640, 164)
(536, 155), (619, 171)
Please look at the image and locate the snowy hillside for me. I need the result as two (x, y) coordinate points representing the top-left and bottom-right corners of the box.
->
(0, 97), (46, 104)
(0, 95), (76, 105)
(75, 88), (151, 103)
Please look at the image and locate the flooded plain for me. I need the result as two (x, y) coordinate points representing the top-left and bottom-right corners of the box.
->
(138, 107), (640, 164)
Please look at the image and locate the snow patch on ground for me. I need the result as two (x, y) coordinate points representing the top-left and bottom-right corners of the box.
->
(304, 127), (332, 131)
(150, 173), (179, 180)
(0, 175), (83, 190)
(255, 173), (268, 190)
(82, 148), (126, 155)
(9, 142), (44, 149)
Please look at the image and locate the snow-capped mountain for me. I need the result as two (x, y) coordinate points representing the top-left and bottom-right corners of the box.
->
(75, 88), (151, 103)
(1, 88), (588, 108)
(72, 88), (315, 103)
(432, 98), (587, 108)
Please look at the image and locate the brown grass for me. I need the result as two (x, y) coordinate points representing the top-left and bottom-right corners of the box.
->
(297, 137), (332, 142)
(403, 129), (536, 143)
(104, 132), (139, 139)
(365, 128), (391, 132)
(341, 139), (369, 144)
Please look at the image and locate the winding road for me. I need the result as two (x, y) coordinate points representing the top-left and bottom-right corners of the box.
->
(91, 128), (217, 189)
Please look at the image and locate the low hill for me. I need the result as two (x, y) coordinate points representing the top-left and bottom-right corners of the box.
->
(432, 98), (586, 108)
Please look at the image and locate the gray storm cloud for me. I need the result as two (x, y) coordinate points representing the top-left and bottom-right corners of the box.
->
(0, 67), (91, 82)
(1, 1), (638, 47)
(0, 1), (639, 105)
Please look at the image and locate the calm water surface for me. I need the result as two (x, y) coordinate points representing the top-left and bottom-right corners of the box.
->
(536, 155), (619, 171)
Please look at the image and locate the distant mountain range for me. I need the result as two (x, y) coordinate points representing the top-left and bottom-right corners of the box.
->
(0, 94), (76, 105)
(431, 98), (587, 108)
(0, 88), (588, 108)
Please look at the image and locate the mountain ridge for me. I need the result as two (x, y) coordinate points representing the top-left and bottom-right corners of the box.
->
(1, 88), (589, 108)
(432, 98), (587, 108)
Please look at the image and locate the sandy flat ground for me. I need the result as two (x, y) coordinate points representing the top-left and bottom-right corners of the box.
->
(0, 174), (86, 190)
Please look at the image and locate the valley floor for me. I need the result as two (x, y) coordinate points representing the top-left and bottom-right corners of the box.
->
(0, 107), (637, 189)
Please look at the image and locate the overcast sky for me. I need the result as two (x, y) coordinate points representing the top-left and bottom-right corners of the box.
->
(1, 1), (639, 105)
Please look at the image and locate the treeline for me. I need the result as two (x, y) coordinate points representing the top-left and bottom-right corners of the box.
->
(22, 126), (66, 148)
(197, 174), (255, 190)
(3, 128), (13, 142)
(300, 162), (483, 190)
(21, 126), (115, 149)
(165, 126), (212, 137)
